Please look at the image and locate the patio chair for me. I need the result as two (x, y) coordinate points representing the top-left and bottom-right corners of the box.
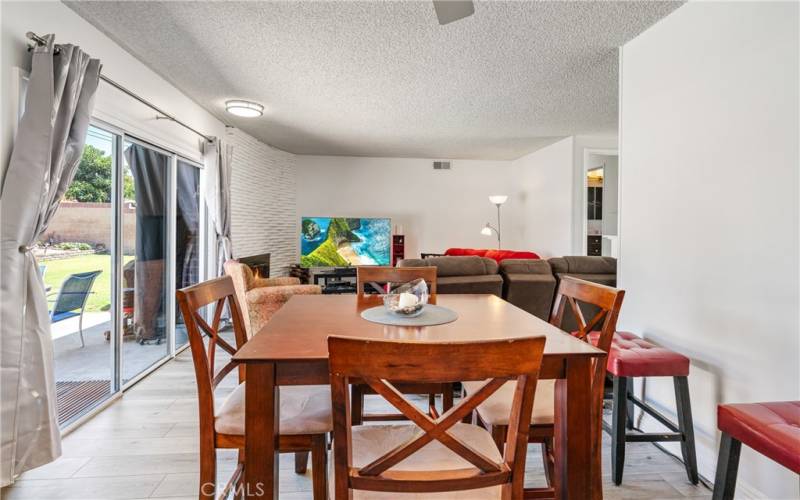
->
(39, 264), (51, 292)
(49, 270), (102, 347)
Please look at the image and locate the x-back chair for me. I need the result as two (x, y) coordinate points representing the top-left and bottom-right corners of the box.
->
(177, 276), (332, 500)
(463, 276), (625, 499)
(329, 335), (547, 499)
(352, 266), (453, 424)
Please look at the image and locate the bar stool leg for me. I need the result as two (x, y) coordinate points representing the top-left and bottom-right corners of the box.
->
(674, 376), (699, 484)
(611, 376), (628, 485)
(625, 379), (635, 430)
(712, 433), (741, 500)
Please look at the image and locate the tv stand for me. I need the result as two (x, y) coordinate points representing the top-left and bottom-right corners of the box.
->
(312, 267), (357, 294)
(311, 267), (388, 295)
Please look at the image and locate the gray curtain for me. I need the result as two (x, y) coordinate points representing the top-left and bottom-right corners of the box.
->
(176, 160), (200, 288)
(0, 35), (100, 485)
(203, 138), (233, 275)
(125, 143), (169, 342)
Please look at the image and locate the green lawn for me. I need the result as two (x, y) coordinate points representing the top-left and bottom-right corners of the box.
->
(41, 254), (134, 313)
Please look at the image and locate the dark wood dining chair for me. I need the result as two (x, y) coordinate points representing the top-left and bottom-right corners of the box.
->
(177, 276), (331, 500)
(352, 265), (453, 424)
(355, 265), (438, 296)
(463, 276), (625, 499)
(328, 335), (547, 499)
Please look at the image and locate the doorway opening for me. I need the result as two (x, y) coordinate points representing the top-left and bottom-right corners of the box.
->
(582, 149), (618, 257)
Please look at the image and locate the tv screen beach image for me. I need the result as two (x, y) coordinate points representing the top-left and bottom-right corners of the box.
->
(300, 217), (391, 267)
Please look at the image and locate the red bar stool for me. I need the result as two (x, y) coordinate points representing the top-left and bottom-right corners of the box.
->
(712, 401), (800, 499)
(589, 331), (699, 485)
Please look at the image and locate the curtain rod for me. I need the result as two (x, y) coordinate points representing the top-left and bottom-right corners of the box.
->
(26, 31), (216, 143)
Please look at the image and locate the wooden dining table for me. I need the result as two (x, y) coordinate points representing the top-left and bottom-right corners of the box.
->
(232, 293), (605, 499)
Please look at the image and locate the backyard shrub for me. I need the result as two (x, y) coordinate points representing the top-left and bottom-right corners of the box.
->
(54, 242), (93, 251)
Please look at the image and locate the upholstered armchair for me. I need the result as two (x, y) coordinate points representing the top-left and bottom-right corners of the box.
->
(223, 260), (321, 337)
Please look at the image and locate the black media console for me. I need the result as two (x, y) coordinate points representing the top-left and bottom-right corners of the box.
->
(312, 267), (358, 294)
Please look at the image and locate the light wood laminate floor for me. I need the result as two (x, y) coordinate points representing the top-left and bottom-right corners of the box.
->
(3, 347), (712, 499)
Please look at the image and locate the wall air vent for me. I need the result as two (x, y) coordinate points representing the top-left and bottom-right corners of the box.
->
(433, 161), (451, 170)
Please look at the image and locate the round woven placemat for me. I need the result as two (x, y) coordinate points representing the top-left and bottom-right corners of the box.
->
(360, 304), (459, 326)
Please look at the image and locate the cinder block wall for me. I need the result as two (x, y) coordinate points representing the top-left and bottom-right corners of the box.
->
(41, 202), (136, 254)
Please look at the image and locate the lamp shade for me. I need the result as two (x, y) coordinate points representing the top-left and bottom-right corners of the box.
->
(489, 195), (508, 205)
(481, 225), (493, 236)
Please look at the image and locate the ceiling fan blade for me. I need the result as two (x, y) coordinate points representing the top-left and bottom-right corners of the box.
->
(432, 1), (475, 25)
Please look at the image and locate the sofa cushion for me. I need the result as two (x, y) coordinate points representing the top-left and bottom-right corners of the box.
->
(396, 258), (427, 268)
(438, 275), (503, 295)
(500, 259), (551, 275)
(426, 256), (498, 276)
(549, 256), (616, 275)
(502, 274), (556, 320)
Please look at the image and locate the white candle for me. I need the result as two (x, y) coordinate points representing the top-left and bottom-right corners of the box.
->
(397, 292), (418, 308)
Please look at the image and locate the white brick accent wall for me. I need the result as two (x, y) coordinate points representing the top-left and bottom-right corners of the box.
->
(228, 128), (297, 276)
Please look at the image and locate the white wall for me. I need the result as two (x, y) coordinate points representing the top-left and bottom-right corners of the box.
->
(508, 137), (575, 257)
(296, 138), (616, 261)
(295, 156), (521, 259)
(228, 129), (297, 276)
(619, 2), (799, 498)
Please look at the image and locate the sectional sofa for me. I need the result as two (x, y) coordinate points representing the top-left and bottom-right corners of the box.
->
(397, 255), (617, 321)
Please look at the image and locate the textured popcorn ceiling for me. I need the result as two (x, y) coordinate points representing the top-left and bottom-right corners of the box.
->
(66, 1), (682, 160)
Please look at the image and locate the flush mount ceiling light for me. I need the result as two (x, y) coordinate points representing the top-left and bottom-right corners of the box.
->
(225, 100), (264, 118)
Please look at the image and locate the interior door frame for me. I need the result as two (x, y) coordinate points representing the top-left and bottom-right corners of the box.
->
(581, 148), (618, 256)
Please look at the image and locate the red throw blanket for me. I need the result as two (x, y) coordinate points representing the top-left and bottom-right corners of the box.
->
(444, 248), (540, 262)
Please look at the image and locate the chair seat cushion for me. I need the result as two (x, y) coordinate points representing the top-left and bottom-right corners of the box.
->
(215, 383), (332, 436)
(462, 380), (554, 426)
(718, 401), (800, 474)
(587, 331), (690, 378)
(333, 423), (504, 499)
(51, 311), (79, 322)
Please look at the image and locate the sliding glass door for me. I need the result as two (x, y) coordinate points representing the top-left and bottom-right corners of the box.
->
(44, 122), (206, 426)
(121, 139), (171, 383)
(45, 124), (116, 426)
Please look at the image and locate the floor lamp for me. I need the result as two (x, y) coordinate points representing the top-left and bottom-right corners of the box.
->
(481, 195), (507, 249)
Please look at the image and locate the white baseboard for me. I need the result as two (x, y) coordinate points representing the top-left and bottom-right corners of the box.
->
(736, 480), (770, 499)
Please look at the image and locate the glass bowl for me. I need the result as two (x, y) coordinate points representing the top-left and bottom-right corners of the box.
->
(382, 278), (429, 317)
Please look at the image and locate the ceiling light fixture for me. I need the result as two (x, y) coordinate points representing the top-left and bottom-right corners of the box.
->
(225, 100), (264, 118)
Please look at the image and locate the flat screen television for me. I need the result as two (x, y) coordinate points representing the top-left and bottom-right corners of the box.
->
(300, 217), (391, 267)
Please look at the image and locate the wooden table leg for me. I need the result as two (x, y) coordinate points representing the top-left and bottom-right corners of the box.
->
(554, 357), (597, 500)
(244, 362), (279, 499)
